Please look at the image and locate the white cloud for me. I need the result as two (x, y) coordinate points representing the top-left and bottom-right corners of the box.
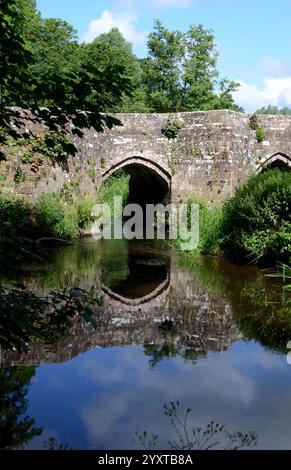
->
(82, 10), (148, 46)
(233, 77), (291, 112)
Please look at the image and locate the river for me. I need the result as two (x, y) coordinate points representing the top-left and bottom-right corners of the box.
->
(0, 238), (290, 450)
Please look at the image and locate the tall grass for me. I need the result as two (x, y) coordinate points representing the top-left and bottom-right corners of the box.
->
(266, 263), (291, 291)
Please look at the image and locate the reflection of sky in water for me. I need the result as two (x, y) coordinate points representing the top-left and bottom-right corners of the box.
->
(27, 341), (291, 450)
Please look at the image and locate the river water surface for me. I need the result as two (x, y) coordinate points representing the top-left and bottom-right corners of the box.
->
(1, 238), (291, 450)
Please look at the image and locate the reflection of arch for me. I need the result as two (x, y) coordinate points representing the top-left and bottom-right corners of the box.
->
(102, 276), (170, 306)
(256, 152), (291, 173)
(102, 157), (171, 205)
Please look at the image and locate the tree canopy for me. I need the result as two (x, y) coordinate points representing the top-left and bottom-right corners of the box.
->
(142, 20), (242, 112)
(256, 105), (291, 115)
(0, 2), (242, 122)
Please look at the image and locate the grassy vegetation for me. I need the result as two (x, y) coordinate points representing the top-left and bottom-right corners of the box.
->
(185, 199), (223, 255)
(266, 263), (291, 291)
(0, 195), (31, 236)
(180, 169), (291, 266)
(99, 169), (130, 214)
(178, 255), (291, 353)
(221, 169), (291, 265)
(0, 169), (130, 240)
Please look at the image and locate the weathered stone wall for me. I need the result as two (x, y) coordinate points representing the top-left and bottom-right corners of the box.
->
(1, 109), (290, 204)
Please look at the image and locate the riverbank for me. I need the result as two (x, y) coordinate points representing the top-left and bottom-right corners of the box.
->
(177, 168), (291, 267)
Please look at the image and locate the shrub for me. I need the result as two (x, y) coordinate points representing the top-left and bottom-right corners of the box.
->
(0, 196), (31, 236)
(77, 196), (98, 230)
(221, 169), (291, 264)
(31, 131), (71, 163)
(256, 126), (266, 142)
(161, 118), (181, 139)
(35, 193), (77, 239)
(14, 166), (25, 183)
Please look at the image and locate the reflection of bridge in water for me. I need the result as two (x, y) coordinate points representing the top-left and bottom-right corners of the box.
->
(2, 246), (242, 366)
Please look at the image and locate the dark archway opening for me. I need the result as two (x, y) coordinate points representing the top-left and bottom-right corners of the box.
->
(258, 154), (291, 174)
(125, 163), (170, 207)
(102, 159), (171, 208)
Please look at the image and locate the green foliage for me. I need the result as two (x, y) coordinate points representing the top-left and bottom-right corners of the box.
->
(1, 2), (243, 124)
(59, 182), (74, 204)
(86, 28), (144, 113)
(77, 196), (98, 230)
(87, 168), (95, 182)
(0, 196), (31, 236)
(266, 263), (291, 291)
(0, 186), (109, 239)
(161, 118), (181, 139)
(0, 284), (101, 351)
(0, 0), (33, 111)
(99, 170), (130, 213)
(221, 169), (291, 264)
(256, 126), (266, 142)
(142, 20), (241, 112)
(21, 152), (33, 164)
(197, 203), (223, 255)
(35, 193), (77, 238)
(1, 2), (128, 138)
(14, 165), (25, 183)
(31, 131), (71, 163)
(177, 199), (223, 255)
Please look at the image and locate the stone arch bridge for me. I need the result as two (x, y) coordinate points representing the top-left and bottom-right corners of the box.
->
(6, 109), (291, 204)
(75, 110), (291, 205)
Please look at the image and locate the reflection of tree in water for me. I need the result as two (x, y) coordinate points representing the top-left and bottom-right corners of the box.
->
(144, 320), (206, 369)
(0, 286), (101, 352)
(144, 344), (206, 369)
(134, 401), (257, 450)
(235, 283), (291, 353)
(179, 256), (291, 353)
(0, 367), (42, 449)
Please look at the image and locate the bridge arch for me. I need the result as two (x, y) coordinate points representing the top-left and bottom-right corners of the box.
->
(256, 152), (291, 173)
(102, 156), (171, 206)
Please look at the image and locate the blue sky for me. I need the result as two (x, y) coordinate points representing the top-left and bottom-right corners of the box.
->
(36, 0), (291, 112)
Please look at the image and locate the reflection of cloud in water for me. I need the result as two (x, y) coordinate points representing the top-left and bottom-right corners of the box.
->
(69, 342), (291, 449)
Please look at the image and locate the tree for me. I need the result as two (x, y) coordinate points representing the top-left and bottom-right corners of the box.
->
(0, 1), (132, 136)
(142, 20), (240, 112)
(0, 0), (33, 113)
(256, 105), (291, 115)
(25, 18), (80, 108)
(182, 24), (219, 110)
(143, 20), (184, 112)
(84, 28), (149, 113)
